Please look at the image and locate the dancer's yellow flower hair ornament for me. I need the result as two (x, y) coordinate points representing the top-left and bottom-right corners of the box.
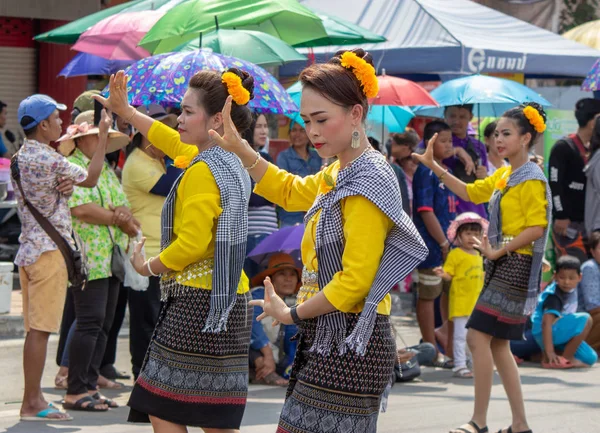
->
(339, 51), (379, 99)
(523, 105), (546, 133)
(221, 71), (251, 106)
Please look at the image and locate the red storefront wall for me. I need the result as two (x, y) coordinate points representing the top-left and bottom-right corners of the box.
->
(37, 20), (87, 127)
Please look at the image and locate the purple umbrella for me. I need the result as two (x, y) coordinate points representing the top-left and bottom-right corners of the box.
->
(247, 224), (304, 268)
(111, 49), (298, 114)
(58, 52), (133, 78)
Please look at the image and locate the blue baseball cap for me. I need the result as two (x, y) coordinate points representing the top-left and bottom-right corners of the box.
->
(18, 94), (67, 130)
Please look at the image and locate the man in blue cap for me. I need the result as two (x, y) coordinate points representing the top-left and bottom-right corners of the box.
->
(13, 94), (109, 420)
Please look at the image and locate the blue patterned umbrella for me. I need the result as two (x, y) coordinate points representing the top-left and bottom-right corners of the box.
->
(58, 52), (133, 78)
(108, 49), (298, 114)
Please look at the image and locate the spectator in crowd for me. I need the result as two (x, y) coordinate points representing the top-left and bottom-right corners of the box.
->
(13, 95), (108, 421)
(0, 100), (23, 156)
(0, 100), (11, 157)
(531, 256), (597, 368)
(549, 98), (600, 262)
(369, 136), (410, 215)
(399, 155), (418, 214)
(483, 121), (508, 175)
(58, 110), (136, 412)
(121, 104), (180, 379)
(390, 128), (419, 163)
(584, 117), (600, 236)
(276, 122), (322, 226)
(578, 231), (600, 354)
(70, 91), (99, 123)
(413, 120), (457, 367)
(248, 253), (300, 386)
(435, 212), (487, 378)
(444, 105), (488, 217)
(243, 114), (278, 280)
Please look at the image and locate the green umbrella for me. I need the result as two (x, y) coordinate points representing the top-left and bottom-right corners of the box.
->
(292, 10), (386, 48)
(139, 0), (328, 54)
(178, 28), (306, 66)
(34, 0), (173, 44)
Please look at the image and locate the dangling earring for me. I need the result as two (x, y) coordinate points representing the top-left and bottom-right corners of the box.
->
(351, 129), (360, 149)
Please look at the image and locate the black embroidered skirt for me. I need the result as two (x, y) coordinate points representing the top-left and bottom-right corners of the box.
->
(127, 283), (252, 429)
(277, 314), (396, 433)
(467, 253), (532, 340)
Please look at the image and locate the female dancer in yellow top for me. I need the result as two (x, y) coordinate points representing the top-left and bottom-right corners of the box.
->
(211, 48), (428, 433)
(413, 103), (550, 433)
(96, 69), (255, 433)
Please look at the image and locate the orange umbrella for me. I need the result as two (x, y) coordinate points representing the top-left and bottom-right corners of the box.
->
(370, 73), (438, 107)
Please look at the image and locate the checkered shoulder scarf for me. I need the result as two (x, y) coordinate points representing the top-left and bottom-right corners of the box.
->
(304, 150), (428, 356)
(487, 161), (551, 315)
(161, 145), (250, 332)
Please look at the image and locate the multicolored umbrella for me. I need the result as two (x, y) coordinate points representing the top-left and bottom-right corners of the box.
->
(178, 29), (306, 66)
(115, 50), (298, 114)
(292, 9), (386, 48)
(563, 20), (600, 50)
(34, 0), (173, 44)
(58, 52), (133, 78)
(582, 58), (600, 91)
(138, 0), (328, 54)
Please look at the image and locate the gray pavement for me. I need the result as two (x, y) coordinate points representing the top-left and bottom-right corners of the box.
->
(0, 317), (598, 433)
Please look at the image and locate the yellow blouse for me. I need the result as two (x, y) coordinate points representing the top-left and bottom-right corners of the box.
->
(466, 166), (548, 255)
(147, 121), (248, 293)
(255, 162), (394, 315)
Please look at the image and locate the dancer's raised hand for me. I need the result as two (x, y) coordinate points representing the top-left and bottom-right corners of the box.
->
(93, 70), (132, 118)
(411, 132), (437, 169)
(249, 277), (294, 325)
(209, 96), (246, 154)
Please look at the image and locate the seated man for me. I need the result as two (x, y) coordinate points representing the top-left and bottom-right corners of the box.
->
(531, 256), (597, 369)
(249, 253), (300, 386)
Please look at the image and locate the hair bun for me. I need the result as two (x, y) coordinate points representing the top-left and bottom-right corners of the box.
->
(225, 67), (255, 104)
(523, 102), (547, 123)
(329, 48), (374, 68)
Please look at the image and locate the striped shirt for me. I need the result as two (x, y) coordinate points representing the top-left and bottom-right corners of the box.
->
(248, 205), (278, 235)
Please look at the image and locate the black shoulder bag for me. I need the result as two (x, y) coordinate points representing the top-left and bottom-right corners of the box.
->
(11, 156), (88, 289)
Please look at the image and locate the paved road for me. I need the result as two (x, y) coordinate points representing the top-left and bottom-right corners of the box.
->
(0, 318), (598, 433)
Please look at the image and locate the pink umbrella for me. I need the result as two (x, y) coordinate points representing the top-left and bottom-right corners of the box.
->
(72, 10), (166, 61)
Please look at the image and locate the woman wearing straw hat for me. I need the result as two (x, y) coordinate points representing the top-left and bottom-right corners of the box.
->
(57, 110), (136, 412)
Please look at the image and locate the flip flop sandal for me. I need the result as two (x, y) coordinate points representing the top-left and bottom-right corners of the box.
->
(433, 356), (455, 369)
(497, 428), (532, 433)
(90, 392), (119, 408)
(62, 395), (109, 412)
(453, 367), (474, 378)
(20, 404), (73, 422)
(452, 420), (489, 433)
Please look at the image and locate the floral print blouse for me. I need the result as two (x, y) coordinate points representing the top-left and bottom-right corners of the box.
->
(69, 149), (129, 282)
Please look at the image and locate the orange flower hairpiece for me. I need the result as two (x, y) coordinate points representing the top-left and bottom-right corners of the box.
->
(173, 155), (191, 169)
(221, 72), (250, 105)
(523, 106), (546, 133)
(340, 52), (379, 99)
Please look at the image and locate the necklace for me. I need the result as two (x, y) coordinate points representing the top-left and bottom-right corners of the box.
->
(342, 146), (371, 169)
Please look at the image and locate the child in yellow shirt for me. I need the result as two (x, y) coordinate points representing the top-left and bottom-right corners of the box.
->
(436, 212), (488, 378)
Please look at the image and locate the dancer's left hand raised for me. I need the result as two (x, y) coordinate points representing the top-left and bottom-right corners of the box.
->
(249, 277), (294, 325)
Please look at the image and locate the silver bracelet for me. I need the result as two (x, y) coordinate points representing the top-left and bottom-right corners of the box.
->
(146, 257), (159, 277)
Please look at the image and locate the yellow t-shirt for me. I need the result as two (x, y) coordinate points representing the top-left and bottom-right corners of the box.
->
(121, 148), (165, 258)
(443, 248), (484, 320)
(255, 161), (393, 315)
(147, 121), (248, 293)
(466, 166), (548, 255)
